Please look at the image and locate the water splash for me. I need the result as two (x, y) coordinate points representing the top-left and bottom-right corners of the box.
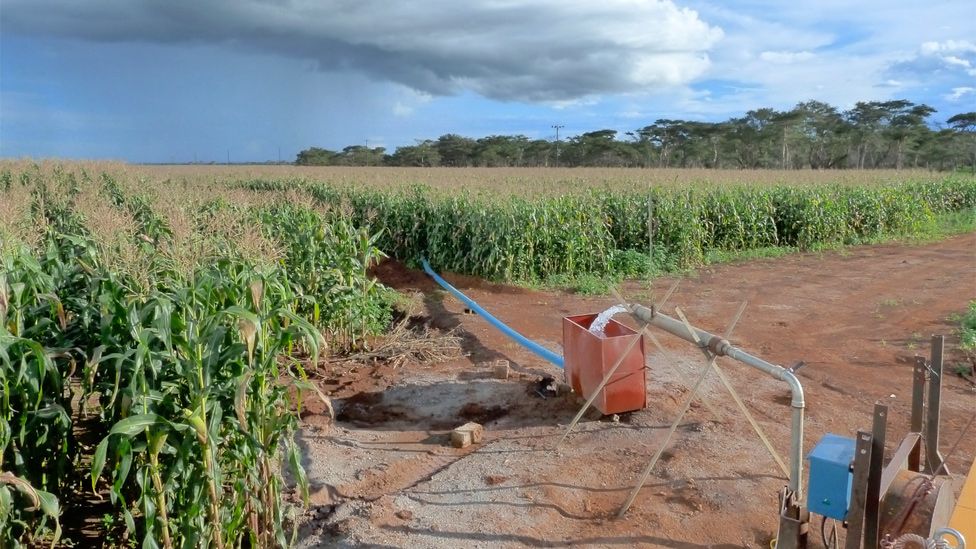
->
(588, 305), (628, 338)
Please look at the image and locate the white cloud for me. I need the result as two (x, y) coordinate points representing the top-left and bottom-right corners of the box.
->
(657, 1), (976, 117)
(920, 40), (976, 55)
(759, 50), (815, 64)
(888, 40), (976, 80)
(3, 0), (723, 103)
(945, 86), (975, 101)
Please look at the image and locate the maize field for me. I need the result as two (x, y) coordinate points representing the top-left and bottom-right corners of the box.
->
(1, 162), (974, 547)
(255, 175), (976, 281)
(1, 165), (393, 547)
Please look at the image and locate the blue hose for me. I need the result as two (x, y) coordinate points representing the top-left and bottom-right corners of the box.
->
(421, 259), (564, 368)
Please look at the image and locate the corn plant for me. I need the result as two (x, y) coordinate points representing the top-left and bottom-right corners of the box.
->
(0, 248), (68, 547)
(88, 261), (324, 548)
(254, 201), (392, 350)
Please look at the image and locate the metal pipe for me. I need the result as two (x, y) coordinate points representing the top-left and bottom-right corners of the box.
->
(631, 304), (805, 498)
(422, 260), (564, 368)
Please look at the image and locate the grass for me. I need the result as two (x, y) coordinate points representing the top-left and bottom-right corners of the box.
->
(951, 301), (976, 377)
(704, 245), (796, 265)
(959, 301), (976, 353)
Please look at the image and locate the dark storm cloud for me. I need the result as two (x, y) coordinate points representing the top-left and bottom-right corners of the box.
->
(1, 0), (722, 102)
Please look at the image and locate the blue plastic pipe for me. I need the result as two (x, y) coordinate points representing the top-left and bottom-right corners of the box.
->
(421, 259), (564, 368)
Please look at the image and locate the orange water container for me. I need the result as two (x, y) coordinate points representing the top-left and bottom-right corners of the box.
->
(562, 313), (647, 415)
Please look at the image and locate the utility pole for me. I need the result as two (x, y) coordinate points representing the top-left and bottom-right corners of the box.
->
(365, 138), (369, 167)
(277, 146), (281, 164)
(552, 124), (564, 167)
(226, 149), (230, 165)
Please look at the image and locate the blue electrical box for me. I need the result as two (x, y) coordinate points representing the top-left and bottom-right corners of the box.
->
(807, 433), (856, 520)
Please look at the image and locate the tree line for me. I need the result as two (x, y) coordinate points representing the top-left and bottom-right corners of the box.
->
(297, 100), (976, 170)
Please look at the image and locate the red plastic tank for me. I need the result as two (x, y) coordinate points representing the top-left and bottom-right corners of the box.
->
(562, 313), (647, 415)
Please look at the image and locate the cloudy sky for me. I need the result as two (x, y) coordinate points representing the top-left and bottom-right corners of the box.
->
(1, 0), (974, 162)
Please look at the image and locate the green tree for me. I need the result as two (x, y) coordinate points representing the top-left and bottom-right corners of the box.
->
(882, 100), (936, 169)
(388, 140), (440, 166)
(475, 135), (529, 167)
(295, 147), (337, 165)
(948, 112), (976, 173)
(793, 101), (849, 169)
(435, 134), (478, 167)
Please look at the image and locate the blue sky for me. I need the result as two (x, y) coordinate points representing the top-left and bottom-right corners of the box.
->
(1, 0), (974, 163)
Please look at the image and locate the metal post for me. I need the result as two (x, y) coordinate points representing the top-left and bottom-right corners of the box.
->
(865, 404), (887, 549)
(909, 357), (926, 472)
(775, 487), (809, 549)
(846, 431), (874, 549)
(789, 406), (804, 499)
(925, 335), (946, 474)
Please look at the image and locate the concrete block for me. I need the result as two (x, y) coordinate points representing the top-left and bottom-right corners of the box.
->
(450, 429), (472, 448)
(450, 421), (484, 448)
(492, 360), (510, 380)
(462, 421), (484, 443)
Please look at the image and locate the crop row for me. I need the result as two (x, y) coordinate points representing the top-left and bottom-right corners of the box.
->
(1, 170), (394, 547)
(239, 175), (976, 281)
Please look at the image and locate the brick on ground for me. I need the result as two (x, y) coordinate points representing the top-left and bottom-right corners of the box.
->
(450, 422), (484, 448)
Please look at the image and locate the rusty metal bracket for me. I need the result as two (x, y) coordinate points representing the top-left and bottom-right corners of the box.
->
(880, 432), (922, 497)
(775, 487), (808, 549)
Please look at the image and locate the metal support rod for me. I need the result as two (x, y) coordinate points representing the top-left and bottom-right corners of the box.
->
(909, 357), (926, 472)
(630, 304), (805, 498)
(865, 403), (887, 549)
(673, 306), (789, 478)
(643, 329), (724, 420)
(926, 335), (946, 475)
(846, 431), (874, 549)
(609, 287), (725, 421)
(616, 307), (731, 518)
